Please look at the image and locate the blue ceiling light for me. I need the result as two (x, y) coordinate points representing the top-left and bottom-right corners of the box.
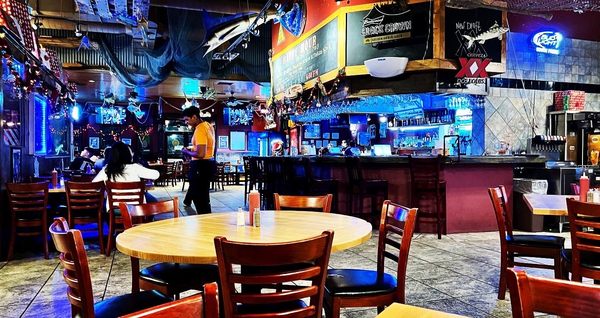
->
(71, 103), (81, 121)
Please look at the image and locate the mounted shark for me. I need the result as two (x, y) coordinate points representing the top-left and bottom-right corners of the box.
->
(462, 21), (509, 49)
(203, 12), (277, 56)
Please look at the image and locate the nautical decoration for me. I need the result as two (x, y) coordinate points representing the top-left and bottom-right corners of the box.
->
(204, 12), (276, 56)
(275, 1), (307, 37)
(462, 21), (508, 49)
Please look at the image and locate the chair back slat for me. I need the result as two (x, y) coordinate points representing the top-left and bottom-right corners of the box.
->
(274, 193), (333, 212)
(566, 198), (600, 281)
(508, 268), (600, 318)
(121, 198), (179, 229)
(66, 181), (105, 211)
(7, 183), (48, 213)
(214, 231), (334, 318)
(488, 186), (513, 245)
(376, 200), (417, 303)
(49, 218), (95, 318)
(106, 181), (145, 209)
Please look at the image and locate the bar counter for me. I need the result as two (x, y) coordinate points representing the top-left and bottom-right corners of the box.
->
(308, 155), (546, 233)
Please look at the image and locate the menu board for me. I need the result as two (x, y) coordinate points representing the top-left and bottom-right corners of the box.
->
(272, 18), (338, 94)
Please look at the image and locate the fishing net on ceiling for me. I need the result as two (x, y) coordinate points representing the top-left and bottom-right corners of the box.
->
(507, 0), (600, 12)
(99, 8), (214, 87)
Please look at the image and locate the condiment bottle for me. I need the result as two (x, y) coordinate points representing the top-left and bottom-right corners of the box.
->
(237, 207), (245, 226)
(248, 190), (260, 226)
(580, 173), (590, 202)
(51, 169), (58, 188)
(253, 208), (261, 227)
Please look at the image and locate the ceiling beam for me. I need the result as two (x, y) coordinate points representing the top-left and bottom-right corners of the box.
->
(150, 0), (267, 14)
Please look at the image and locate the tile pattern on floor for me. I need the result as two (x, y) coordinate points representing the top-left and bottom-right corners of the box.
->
(0, 184), (572, 318)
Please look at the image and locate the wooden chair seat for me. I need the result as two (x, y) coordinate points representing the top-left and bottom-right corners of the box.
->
(326, 269), (396, 296)
(507, 235), (565, 248)
(561, 249), (600, 270)
(324, 200), (418, 318)
(93, 290), (171, 318)
(139, 263), (219, 288)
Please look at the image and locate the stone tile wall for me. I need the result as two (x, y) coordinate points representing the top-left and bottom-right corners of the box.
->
(484, 32), (600, 154)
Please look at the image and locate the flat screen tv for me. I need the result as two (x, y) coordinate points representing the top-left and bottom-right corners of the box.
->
(96, 106), (127, 125)
(303, 124), (321, 139)
(224, 107), (252, 126)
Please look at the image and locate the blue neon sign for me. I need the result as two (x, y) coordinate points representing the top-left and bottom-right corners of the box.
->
(531, 31), (563, 55)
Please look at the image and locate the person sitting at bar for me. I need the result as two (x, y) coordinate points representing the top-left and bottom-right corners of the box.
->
(69, 147), (95, 171)
(341, 140), (354, 156)
(93, 146), (112, 173)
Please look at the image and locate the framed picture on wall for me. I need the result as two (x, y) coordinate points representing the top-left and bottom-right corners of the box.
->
(218, 136), (229, 149)
(89, 137), (100, 149)
(10, 147), (22, 183)
(230, 131), (246, 151)
(122, 138), (132, 145)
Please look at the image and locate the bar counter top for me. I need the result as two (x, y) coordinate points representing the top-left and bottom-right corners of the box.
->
(311, 155), (546, 166)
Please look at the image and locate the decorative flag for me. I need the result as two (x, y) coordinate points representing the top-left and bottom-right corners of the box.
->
(93, 0), (112, 19)
(3, 128), (19, 146)
(74, 0), (93, 15)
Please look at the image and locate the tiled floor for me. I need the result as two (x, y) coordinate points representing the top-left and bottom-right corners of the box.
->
(0, 184), (571, 318)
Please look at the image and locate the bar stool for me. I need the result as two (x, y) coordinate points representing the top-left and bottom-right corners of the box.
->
(345, 157), (388, 224)
(408, 155), (446, 239)
(302, 157), (339, 212)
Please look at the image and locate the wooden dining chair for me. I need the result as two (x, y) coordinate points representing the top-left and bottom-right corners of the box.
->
(488, 186), (564, 300)
(49, 217), (171, 317)
(274, 193), (333, 212)
(105, 181), (145, 256)
(6, 182), (49, 260)
(214, 230), (334, 318)
(563, 198), (600, 282)
(65, 181), (106, 254)
(120, 197), (219, 299)
(122, 282), (219, 318)
(507, 268), (600, 318)
(323, 200), (417, 317)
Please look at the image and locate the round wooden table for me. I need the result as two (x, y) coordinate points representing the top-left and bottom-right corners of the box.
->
(116, 211), (372, 264)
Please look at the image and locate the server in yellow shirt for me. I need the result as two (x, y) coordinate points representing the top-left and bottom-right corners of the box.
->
(182, 106), (216, 214)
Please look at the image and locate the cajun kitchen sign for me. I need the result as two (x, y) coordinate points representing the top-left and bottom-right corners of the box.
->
(361, 2), (413, 45)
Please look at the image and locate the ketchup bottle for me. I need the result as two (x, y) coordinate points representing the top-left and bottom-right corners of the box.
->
(580, 173), (590, 202)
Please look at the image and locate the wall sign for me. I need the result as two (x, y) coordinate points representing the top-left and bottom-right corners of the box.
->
(531, 31), (563, 55)
(455, 58), (491, 85)
(445, 8), (504, 62)
(346, 2), (432, 67)
(272, 18), (338, 94)
(361, 4), (412, 45)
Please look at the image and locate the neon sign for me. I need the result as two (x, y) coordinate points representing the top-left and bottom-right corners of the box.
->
(532, 31), (563, 55)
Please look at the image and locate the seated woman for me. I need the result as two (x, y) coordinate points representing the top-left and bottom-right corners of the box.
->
(93, 142), (159, 202)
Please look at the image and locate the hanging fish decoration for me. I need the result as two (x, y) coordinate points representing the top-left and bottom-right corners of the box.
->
(275, 1), (307, 37)
(461, 21), (509, 49)
(203, 12), (277, 56)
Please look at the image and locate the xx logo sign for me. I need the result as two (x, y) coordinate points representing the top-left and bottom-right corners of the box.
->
(455, 58), (491, 78)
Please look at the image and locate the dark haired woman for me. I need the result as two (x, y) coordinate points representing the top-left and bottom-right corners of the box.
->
(93, 142), (159, 202)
